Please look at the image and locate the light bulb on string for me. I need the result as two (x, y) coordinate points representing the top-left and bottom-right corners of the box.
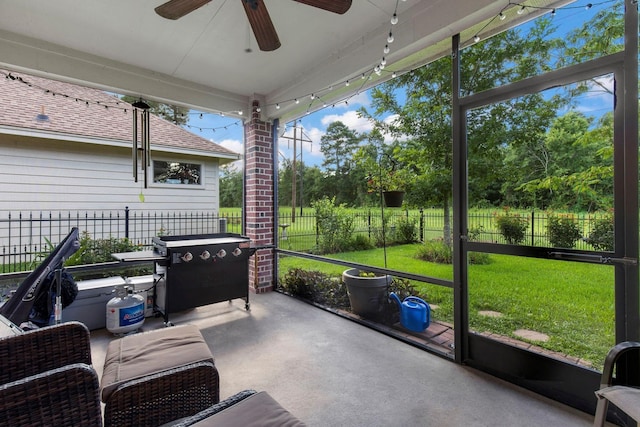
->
(517, 6), (526, 15)
(473, 35), (480, 43)
(384, 44), (390, 54)
(499, 12), (506, 20)
(387, 32), (394, 43)
(390, 13), (398, 25)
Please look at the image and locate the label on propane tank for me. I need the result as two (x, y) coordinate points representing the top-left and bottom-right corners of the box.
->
(119, 303), (144, 327)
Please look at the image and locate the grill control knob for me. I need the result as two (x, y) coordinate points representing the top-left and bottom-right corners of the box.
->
(200, 250), (211, 260)
(217, 249), (227, 258)
(181, 252), (193, 262)
(232, 248), (242, 257)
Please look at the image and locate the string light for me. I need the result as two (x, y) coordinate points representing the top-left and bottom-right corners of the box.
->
(217, 0), (613, 117)
(2, 69), (246, 133)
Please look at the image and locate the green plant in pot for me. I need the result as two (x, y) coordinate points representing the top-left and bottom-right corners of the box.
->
(342, 268), (392, 319)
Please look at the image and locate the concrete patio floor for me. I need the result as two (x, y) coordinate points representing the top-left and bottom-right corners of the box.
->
(90, 291), (597, 427)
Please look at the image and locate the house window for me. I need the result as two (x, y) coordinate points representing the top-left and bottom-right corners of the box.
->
(153, 160), (202, 185)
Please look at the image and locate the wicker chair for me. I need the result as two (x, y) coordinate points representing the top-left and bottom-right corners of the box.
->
(100, 324), (220, 427)
(593, 341), (640, 426)
(0, 320), (92, 384)
(0, 363), (102, 427)
(0, 321), (102, 427)
(103, 361), (220, 427)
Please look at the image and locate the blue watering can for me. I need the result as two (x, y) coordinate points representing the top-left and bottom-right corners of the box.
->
(389, 292), (431, 332)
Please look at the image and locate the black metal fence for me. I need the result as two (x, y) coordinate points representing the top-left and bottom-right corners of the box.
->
(0, 208), (610, 273)
(0, 208), (241, 273)
(277, 209), (611, 252)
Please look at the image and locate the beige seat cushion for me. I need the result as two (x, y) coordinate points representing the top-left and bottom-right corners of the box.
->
(596, 385), (640, 421)
(101, 324), (213, 402)
(189, 391), (306, 427)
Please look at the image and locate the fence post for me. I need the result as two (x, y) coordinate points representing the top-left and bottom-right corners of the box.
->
(125, 206), (129, 239)
(531, 210), (535, 246)
(368, 210), (372, 240)
(420, 208), (424, 242)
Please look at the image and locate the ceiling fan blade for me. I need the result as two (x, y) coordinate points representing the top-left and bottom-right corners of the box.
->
(155, 0), (212, 20)
(293, 0), (352, 15)
(242, 0), (281, 52)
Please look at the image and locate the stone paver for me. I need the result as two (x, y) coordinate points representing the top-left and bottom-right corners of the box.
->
(513, 329), (550, 342)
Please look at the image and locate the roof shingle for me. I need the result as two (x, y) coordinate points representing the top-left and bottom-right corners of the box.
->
(0, 69), (241, 159)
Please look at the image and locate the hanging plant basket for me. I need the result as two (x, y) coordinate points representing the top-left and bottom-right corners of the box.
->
(383, 191), (405, 207)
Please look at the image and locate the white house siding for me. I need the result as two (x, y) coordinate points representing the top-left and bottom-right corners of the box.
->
(0, 134), (225, 249)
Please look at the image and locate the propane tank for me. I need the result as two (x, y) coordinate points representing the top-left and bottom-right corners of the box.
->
(106, 280), (145, 335)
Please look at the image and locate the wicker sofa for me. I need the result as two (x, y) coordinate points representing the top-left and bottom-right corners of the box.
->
(0, 321), (102, 426)
(0, 320), (220, 427)
(1, 320), (304, 426)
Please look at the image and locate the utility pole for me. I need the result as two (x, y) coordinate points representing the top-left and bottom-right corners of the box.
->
(291, 122), (297, 223)
(279, 122), (311, 224)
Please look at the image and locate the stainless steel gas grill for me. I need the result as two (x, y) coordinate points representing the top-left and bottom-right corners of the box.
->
(114, 233), (254, 325)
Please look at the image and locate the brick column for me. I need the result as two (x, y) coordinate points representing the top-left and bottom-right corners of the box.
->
(244, 100), (275, 293)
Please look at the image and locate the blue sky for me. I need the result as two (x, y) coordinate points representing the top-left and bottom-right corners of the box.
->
(184, 0), (617, 172)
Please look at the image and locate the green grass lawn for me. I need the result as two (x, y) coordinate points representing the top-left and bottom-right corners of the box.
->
(279, 245), (614, 369)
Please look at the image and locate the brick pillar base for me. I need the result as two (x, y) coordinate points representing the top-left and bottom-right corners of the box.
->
(244, 100), (275, 293)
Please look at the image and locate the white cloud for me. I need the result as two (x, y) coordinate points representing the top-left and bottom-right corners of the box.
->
(320, 109), (374, 133)
(214, 138), (244, 170)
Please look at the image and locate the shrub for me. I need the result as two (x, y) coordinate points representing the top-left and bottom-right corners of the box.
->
(494, 208), (529, 244)
(547, 214), (582, 248)
(415, 239), (452, 264)
(68, 232), (153, 278)
(415, 239), (491, 265)
(282, 268), (350, 309)
(393, 217), (418, 244)
(312, 197), (354, 254)
(348, 234), (375, 251)
(468, 251), (492, 265)
(64, 231), (142, 266)
(586, 214), (614, 251)
(373, 213), (391, 247)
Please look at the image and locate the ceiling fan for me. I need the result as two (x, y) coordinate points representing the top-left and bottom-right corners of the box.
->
(155, 0), (352, 52)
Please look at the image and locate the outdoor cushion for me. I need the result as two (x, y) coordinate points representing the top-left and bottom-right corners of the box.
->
(101, 324), (213, 401)
(187, 391), (306, 427)
(595, 385), (640, 422)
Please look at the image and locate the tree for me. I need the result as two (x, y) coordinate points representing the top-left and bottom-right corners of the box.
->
(319, 121), (363, 205)
(219, 165), (243, 207)
(120, 95), (189, 126)
(359, 18), (568, 245)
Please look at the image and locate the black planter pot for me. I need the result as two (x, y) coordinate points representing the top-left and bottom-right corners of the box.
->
(342, 268), (392, 318)
(383, 191), (404, 207)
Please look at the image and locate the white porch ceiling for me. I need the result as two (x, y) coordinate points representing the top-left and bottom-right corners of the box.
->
(0, 0), (570, 124)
